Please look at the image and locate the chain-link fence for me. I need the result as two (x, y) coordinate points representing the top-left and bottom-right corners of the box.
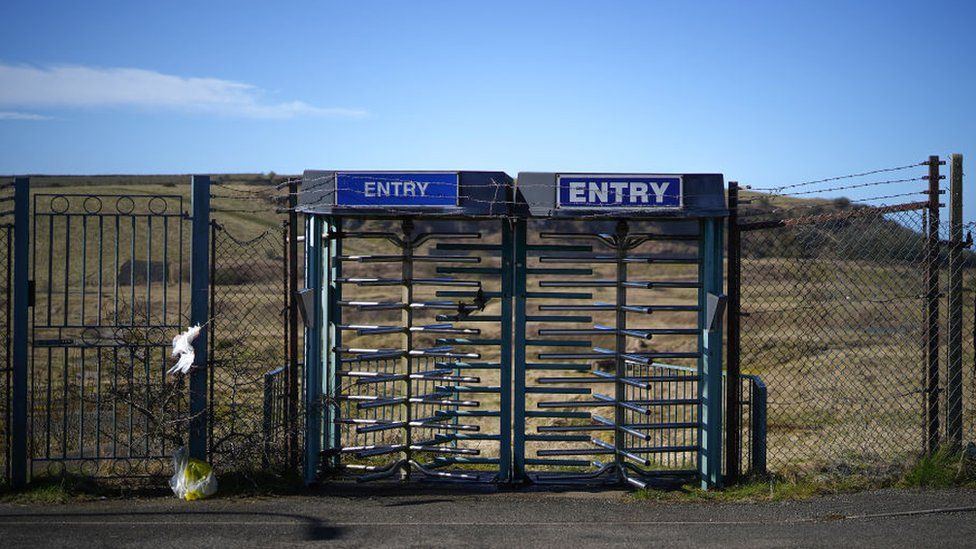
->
(733, 177), (975, 478)
(208, 221), (291, 472)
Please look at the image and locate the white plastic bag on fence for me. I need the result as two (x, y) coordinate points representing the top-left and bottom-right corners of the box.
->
(169, 447), (218, 501)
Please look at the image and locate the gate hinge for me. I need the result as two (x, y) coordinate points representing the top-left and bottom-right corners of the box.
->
(27, 280), (35, 307)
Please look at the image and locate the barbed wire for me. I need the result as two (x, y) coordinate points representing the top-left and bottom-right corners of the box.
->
(750, 161), (926, 193)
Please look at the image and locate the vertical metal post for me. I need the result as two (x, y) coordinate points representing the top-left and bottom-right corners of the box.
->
(11, 177), (29, 487)
(925, 155), (941, 454)
(699, 217), (724, 489)
(613, 221), (628, 476)
(499, 219), (514, 482)
(325, 217), (342, 470)
(189, 175), (210, 461)
(262, 371), (274, 469)
(725, 182), (741, 482)
(512, 217), (528, 482)
(947, 153), (963, 450)
(287, 181), (300, 467)
(303, 215), (324, 485)
(749, 377), (767, 476)
(401, 219), (414, 479)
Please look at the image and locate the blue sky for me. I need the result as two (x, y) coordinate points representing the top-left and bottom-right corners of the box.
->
(0, 1), (973, 217)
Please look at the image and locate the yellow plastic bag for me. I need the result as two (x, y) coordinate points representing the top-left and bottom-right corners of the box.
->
(169, 447), (218, 500)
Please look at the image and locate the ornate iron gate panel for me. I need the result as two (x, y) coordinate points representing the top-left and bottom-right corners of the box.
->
(29, 193), (190, 477)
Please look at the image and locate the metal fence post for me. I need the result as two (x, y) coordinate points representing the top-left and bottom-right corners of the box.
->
(512, 217), (527, 482)
(699, 216), (724, 489)
(287, 180), (300, 468)
(924, 156), (942, 454)
(749, 377), (767, 475)
(189, 175), (210, 461)
(326, 217), (342, 471)
(262, 371), (274, 469)
(725, 181), (742, 482)
(302, 215), (324, 485)
(947, 153), (964, 450)
(499, 219), (514, 482)
(10, 177), (29, 487)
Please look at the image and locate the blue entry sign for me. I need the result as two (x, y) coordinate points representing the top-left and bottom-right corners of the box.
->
(335, 172), (459, 207)
(556, 174), (683, 209)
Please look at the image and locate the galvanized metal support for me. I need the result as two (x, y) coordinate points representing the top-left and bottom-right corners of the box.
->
(512, 217), (528, 482)
(189, 175), (210, 461)
(10, 176), (29, 487)
(699, 217), (724, 489)
(947, 153), (964, 450)
(924, 155), (941, 454)
(303, 215), (325, 484)
(325, 216), (342, 471)
(725, 182), (742, 482)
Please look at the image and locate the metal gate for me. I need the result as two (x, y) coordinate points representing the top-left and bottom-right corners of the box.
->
(208, 222), (288, 471)
(512, 172), (727, 488)
(28, 192), (190, 477)
(299, 171), (513, 484)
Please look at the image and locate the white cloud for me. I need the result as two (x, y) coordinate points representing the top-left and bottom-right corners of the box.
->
(0, 62), (366, 119)
(0, 110), (50, 120)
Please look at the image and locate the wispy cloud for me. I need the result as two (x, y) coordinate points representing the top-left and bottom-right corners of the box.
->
(0, 62), (366, 119)
(0, 110), (50, 120)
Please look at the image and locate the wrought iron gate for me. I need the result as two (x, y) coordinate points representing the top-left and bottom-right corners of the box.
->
(28, 193), (190, 477)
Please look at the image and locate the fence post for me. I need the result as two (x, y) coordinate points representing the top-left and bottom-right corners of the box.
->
(302, 215), (324, 485)
(924, 156), (942, 454)
(262, 371), (274, 469)
(287, 180), (300, 468)
(10, 177), (29, 487)
(725, 181), (742, 483)
(699, 216), (725, 489)
(947, 153), (964, 450)
(499, 219), (513, 483)
(750, 377), (767, 476)
(189, 175), (210, 461)
(512, 217), (527, 482)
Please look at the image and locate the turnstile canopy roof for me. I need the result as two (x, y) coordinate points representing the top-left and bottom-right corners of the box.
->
(298, 170), (513, 217)
(516, 172), (727, 218)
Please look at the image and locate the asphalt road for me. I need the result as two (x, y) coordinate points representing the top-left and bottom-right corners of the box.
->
(2, 486), (975, 548)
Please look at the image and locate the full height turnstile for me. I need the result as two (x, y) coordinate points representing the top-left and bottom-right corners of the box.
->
(298, 171), (514, 484)
(298, 169), (728, 489)
(512, 172), (727, 489)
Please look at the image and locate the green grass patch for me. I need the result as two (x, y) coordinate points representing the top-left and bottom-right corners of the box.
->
(898, 448), (976, 489)
(0, 473), (135, 504)
(634, 449), (976, 503)
(632, 474), (879, 503)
